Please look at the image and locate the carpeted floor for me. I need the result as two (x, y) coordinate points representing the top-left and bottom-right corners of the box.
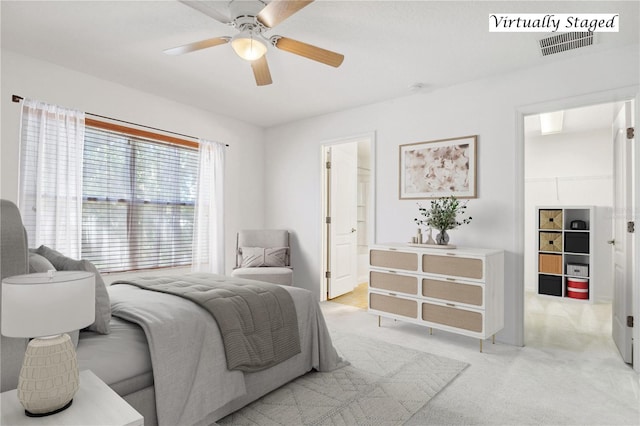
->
(319, 296), (640, 425)
(218, 332), (468, 425)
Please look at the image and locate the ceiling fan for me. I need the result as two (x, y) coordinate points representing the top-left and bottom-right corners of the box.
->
(165, 0), (345, 86)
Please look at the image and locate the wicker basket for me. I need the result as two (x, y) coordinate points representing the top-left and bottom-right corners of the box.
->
(539, 209), (563, 230)
(539, 232), (562, 252)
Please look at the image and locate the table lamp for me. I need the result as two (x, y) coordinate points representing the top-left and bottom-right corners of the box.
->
(1, 270), (95, 417)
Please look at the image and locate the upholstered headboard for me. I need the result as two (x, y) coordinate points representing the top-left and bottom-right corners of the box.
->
(0, 199), (30, 391)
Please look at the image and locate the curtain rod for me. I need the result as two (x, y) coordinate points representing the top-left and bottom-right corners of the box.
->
(11, 95), (229, 147)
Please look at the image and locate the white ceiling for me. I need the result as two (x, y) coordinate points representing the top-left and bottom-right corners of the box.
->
(2, 1), (638, 128)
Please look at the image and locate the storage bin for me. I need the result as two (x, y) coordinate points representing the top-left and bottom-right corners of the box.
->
(570, 220), (587, 230)
(539, 232), (562, 252)
(539, 274), (562, 296)
(539, 209), (563, 230)
(567, 277), (589, 300)
(565, 232), (589, 253)
(566, 263), (589, 277)
(539, 254), (562, 274)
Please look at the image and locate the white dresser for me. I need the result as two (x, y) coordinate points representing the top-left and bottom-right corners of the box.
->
(368, 243), (504, 351)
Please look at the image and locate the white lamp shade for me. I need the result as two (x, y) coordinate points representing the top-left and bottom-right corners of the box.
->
(231, 32), (267, 61)
(1, 271), (95, 338)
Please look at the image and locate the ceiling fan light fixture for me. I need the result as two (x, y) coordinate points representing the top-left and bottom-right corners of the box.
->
(231, 31), (267, 61)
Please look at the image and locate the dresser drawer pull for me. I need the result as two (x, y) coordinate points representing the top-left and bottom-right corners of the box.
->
(389, 248), (397, 251)
(446, 303), (456, 307)
(387, 270), (397, 274)
(389, 293), (397, 297)
(446, 277), (456, 281)
(446, 253), (457, 256)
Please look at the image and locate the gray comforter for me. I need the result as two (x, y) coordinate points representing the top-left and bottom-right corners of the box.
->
(114, 273), (301, 372)
(109, 274), (345, 426)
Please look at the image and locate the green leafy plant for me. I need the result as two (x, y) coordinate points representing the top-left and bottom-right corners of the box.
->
(414, 196), (472, 231)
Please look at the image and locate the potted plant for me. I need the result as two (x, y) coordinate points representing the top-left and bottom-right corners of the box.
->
(414, 196), (472, 245)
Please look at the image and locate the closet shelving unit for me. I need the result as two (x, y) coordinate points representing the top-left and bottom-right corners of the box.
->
(536, 206), (594, 302)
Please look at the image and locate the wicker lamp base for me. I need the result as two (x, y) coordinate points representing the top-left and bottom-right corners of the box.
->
(17, 333), (79, 416)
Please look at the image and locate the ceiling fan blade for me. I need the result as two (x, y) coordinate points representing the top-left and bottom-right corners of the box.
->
(251, 56), (273, 86)
(163, 37), (230, 55)
(274, 36), (344, 67)
(178, 0), (231, 24)
(257, 0), (314, 28)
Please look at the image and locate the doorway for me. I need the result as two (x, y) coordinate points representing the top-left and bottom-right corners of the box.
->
(522, 101), (633, 364)
(321, 133), (375, 305)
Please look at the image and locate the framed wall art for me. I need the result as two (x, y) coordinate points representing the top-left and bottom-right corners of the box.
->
(399, 135), (477, 199)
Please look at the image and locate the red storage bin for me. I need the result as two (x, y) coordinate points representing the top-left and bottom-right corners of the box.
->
(567, 278), (589, 299)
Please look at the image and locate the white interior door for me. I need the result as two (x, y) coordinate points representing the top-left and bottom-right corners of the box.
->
(612, 101), (633, 364)
(328, 142), (358, 299)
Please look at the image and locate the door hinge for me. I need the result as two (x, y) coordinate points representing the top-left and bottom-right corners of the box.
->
(628, 221), (635, 233)
(627, 127), (635, 139)
(325, 271), (331, 279)
(326, 161), (331, 169)
(627, 316), (634, 328)
(326, 216), (331, 224)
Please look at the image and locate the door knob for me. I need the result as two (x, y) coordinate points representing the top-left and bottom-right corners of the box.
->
(351, 228), (357, 233)
(607, 239), (615, 245)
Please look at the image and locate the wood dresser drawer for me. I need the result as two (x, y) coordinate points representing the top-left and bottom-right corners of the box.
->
(422, 278), (483, 307)
(370, 271), (418, 295)
(369, 293), (417, 318)
(422, 254), (483, 280)
(422, 302), (483, 333)
(370, 249), (418, 271)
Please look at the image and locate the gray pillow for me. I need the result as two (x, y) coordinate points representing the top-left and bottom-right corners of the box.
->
(36, 245), (111, 334)
(28, 251), (56, 273)
(240, 247), (288, 267)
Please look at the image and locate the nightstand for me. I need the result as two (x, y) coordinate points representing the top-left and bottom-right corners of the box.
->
(1, 370), (143, 426)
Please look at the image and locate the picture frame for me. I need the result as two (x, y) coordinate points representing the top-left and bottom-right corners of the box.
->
(399, 135), (477, 199)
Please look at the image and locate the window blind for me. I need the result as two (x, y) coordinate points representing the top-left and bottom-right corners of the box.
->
(82, 126), (199, 272)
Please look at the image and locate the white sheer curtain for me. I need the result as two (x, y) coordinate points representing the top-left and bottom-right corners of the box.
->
(18, 98), (85, 258)
(192, 139), (225, 273)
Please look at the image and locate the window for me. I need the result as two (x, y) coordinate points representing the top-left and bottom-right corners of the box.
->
(82, 123), (199, 272)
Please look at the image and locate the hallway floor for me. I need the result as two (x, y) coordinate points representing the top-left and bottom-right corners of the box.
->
(329, 282), (368, 309)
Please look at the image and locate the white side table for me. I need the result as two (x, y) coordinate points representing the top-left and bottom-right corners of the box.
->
(1, 370), (143, 426)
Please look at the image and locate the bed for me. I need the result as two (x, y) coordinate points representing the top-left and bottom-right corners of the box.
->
(0, 199), (345, 425)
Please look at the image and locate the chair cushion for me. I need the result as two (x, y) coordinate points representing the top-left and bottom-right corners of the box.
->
(231, 267), (293, 286)
(240, 247), (288, 267)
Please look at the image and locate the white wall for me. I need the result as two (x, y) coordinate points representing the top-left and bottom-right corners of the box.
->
(524, 127), (614, 300)
(263, 45), (639, 346)
(0, 50), (265, 274)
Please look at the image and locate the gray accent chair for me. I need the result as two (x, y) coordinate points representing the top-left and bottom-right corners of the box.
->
(230, 230), (293, 286)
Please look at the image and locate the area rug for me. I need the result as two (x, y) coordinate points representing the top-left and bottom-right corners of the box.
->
(218, 332), (468, 425)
